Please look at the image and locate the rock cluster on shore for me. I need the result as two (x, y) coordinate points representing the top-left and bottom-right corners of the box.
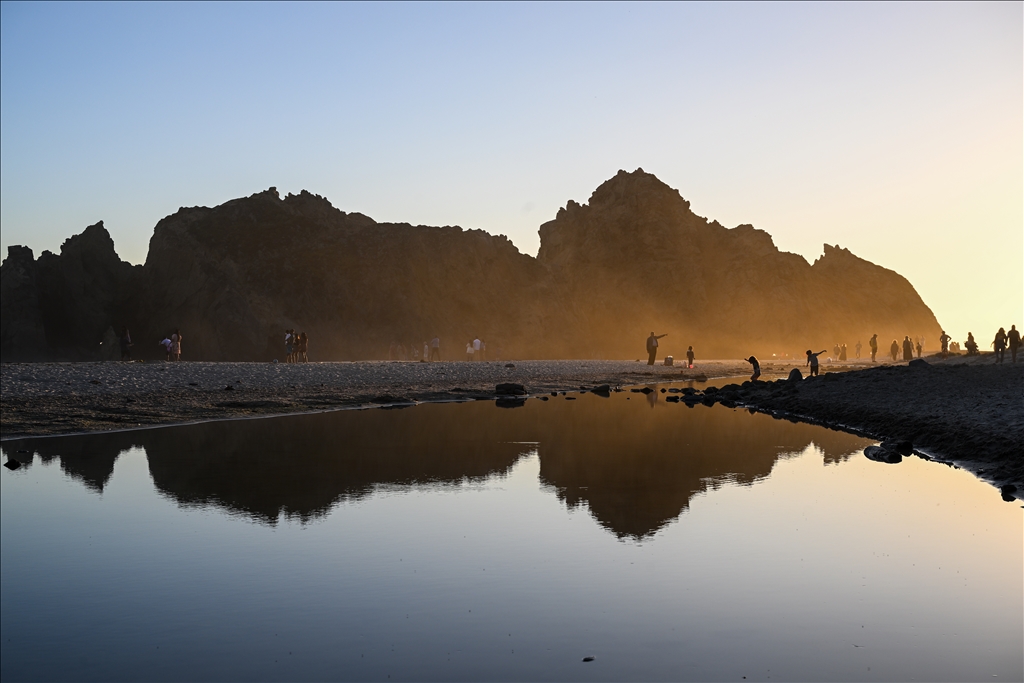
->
(2, 170), (941, 362)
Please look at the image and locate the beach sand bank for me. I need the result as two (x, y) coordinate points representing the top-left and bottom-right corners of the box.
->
(3, 355), (1019, 497)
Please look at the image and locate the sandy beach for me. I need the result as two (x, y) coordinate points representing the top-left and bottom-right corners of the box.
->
(2, 355), (1020, 497)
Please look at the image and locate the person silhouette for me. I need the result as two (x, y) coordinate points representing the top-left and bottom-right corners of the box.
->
(745, 356), (761, 381)
(430, 336), (441, 362)
(902, 336), (914, 361)
(646, 332), (667, 365)
(869, 334), (878, 362)
(806, 349), (826, 377)
(992, 328), (1007, 363)
(939, 330), (951, 359)
(890, 339), (899, 362)
(1008, 325), (1021, 363)
(855, 341), (862, 359)
(965, 332), (978, 356)
(686, 345), (695, 369)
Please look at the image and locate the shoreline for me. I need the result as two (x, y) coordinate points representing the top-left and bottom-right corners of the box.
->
(3, 357), (1020, 499)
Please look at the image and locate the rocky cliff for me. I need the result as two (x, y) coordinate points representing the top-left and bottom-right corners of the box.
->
(1, 171), (941, 361)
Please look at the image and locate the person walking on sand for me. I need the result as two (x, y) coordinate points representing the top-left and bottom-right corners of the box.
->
(855, 341), (862, 359)
(1008, 325), (1021, 363)
(992, 328), (1007, 363)
(806, 349), (826, 377)
(686, 345), (695, 369)
(646, 332), (667, 366)
(939, 330), (951, 359)
(430, 336), (441, 362)
(119, 326), (133, 361)
(869, 334), (878, 362)
(902, 336), (914, 361)
(170, 329), (182, 361)
(745, 356), (761, 381)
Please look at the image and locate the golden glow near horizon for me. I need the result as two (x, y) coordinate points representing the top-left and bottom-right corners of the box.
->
(1, 3), (1020, 342)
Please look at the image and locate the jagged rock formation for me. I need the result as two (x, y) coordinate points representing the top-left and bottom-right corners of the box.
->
(2, 222), (141, 360)
(1, 171), (941, 361)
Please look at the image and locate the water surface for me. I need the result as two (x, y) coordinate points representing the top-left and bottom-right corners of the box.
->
(2, 387), (1021, 681)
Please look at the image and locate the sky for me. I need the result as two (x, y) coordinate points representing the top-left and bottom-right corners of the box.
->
(1, 1), (1020, 341)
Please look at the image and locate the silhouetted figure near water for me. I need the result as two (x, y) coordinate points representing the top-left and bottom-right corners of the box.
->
(915, 338), (923, 358)
(855, 341), (862, 359)
(939, 330), (951, 358)
(992, 328), (1007, 363)
(902, 336), (913, 361)
(745, 356), (761, 380)
(889, 339), (899, 361)
(430, 336), (441, 361)
(298, 332), (308, 362)
(160, 336), (172, 361)
(686, 346), (695, 368)
(1008, 325), (1020, 363)
(806, 349), (826, 377)
(119, 327), (133, 361)
(869, 334), (878, 362)
(965, 332), (978, 356)
(646, 332), (667, 365)
(839, 343), (847, 361)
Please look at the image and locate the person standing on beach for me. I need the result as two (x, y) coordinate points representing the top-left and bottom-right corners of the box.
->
(646, 332), (667, 365)
(472, 337), (482, 360)
(170, 329), (182, 361)
(902, 336), (914, 361)
(1007, 325), (1021, 363)
(915, 338), (923, 358)
(430, 336), (441, 361)
(745, 356), (761, 381)
(855, 341), (862, 359)
(992, 328), (1007, 363)
(686, 345), (695, 368)
(839, 343), (847, 361)
(119, 327), (133, 361)
(298, 332), (308, 362)
(160, 336), (172, 361)
(806, 349), (826, 377)
(939, 330), (951, 358)
(889, 339), (899, 361)
(869, 334), (878, 362)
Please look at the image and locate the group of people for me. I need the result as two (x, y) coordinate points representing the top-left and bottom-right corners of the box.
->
(465, 337), (491, 361)
(645, 333), (697, 369)
(938, 327), (1020, 362)
(285, 330), (308, 363)
(389, 337), (443, 361)
(159, 330), (183, 361)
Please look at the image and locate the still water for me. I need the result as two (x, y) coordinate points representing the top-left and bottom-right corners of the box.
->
(2, 386), (1021, 682)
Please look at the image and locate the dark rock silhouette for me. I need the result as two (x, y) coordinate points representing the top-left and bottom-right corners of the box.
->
(1, 172), (942, 361)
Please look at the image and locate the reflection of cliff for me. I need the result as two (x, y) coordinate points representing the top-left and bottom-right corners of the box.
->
(529, 395), (870, 538)
(1, 396), (871, 535)
(2, 170), (940, 361)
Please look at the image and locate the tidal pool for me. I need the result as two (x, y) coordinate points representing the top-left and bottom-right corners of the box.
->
(1, 386), (1021, 682)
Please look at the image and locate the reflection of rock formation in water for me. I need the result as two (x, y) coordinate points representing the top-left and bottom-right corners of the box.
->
(1, 170), (940, 361)
(531, 397), (870, 538)
(1, 397), (871, 535)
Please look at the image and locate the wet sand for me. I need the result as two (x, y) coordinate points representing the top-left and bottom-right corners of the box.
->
(3, 355), (1019, 497)
(0, 359), (753, 438)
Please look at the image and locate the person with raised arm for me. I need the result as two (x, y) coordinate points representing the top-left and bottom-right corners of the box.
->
(646, 332), (667, 366)
(806, 349), (826, 377)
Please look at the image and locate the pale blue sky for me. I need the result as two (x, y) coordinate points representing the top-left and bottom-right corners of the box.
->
(1, 1), (1020, 339)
